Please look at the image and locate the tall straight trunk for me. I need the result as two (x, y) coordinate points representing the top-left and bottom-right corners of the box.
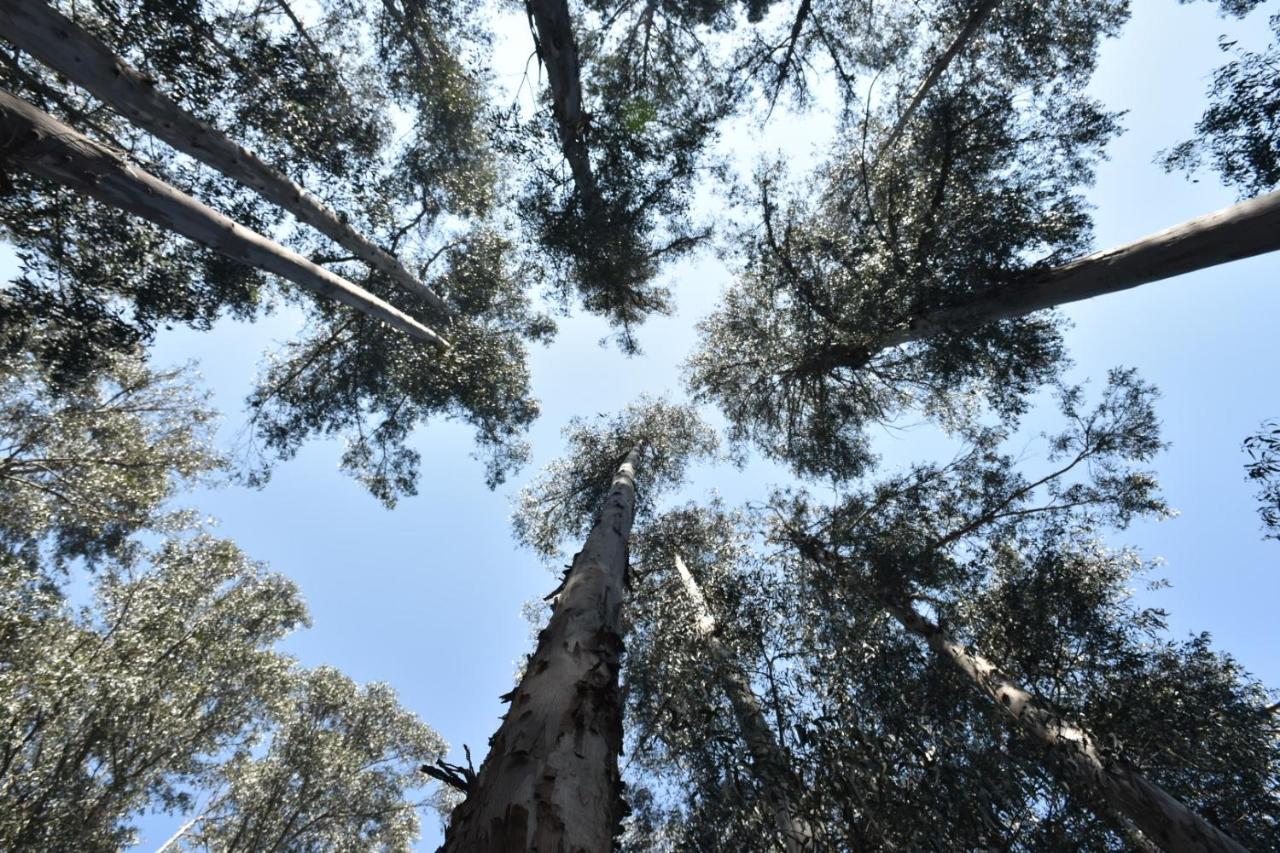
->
(875, 0), (1001, 160)
(525, 0), (602, 211)
(0, 89), (446, 347)
(0, 0), (454, 320)
(864, 189), (1280, 356)
(439, 447), (641, 851)
(882, 599), (1248, 853)
(673, 554), (812, 853)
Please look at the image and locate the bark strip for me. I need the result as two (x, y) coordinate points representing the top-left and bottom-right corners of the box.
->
(875, 0), (1001, 161)
(673, 554), (812, 853)
(0, 88), (447, 347)
(870, 189), (1280, 353)
(0, 0), (455, 320)
(438, 447), (641, 852)
(881, 599), (1249, 853)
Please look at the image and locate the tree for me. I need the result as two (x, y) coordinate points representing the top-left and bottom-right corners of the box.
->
(439, 400), (716, 850)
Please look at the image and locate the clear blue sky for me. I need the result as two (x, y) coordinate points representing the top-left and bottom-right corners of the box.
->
(4, 0), (1277, 848)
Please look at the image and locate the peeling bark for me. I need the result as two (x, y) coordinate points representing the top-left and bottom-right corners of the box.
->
(0, 0), (455, 320)
(673, 554), (812, 853)
(875, 0), (1001, 161)
(857, 189), (1280, 358)
(438, 447), (641, 852)
(0, 88), (447, 347)
(883, 600), (1249, 853)
(525, 0), (602, 212)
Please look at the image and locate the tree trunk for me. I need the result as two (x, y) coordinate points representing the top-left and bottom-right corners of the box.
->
(526, 0), (601, 210)
(438, 447), (640, 852)
(0, 0), (454, 321)
(869, 188), (1280, 354)
(0, 88), (447, 348)
(875, 0), (1001, 161)
(883, 599), (1249, 853)
(672, 554), (812, 853)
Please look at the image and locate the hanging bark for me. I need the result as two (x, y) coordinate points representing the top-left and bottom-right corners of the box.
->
(525, 0), (603, 212)
(0, 88), (447, 348)
(672, 553), (812, 853)
(862, 188), (1280, 356)
(439, 447), (641, 852)
(0, 0), (455, 321)
(875, 0), (1001, 161)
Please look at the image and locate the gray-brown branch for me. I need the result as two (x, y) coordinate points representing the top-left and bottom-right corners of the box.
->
(0, 88), (447, 347)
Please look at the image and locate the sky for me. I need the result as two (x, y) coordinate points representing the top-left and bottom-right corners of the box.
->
(3, 0), (1278, 849)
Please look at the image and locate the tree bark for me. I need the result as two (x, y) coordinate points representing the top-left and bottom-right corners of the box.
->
(672, 554), (812, 853)
(866, 188), (1280, 354)
(875, 0), (1001, 161)
(525, 0), (602, 212)
(882, 599), (1249, 853)
(0, 0), (455, 321)
(0, 88), (447, 348)
(438, 447), (640, 852)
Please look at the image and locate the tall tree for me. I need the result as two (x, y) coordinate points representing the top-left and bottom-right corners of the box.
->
(439, 400), (716, 849)
(1244, 419), (1280, 539)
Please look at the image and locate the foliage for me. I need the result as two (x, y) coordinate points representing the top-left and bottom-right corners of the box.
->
(1162, 3), (1280, 196)
(0, 534), (307, 850)
(513, 398), (718, 560)
(690, 85), (1121, 479)
(176, 667), (447, 853)
(1245, 419), (1280, 538)
(0, 342), (222, 570)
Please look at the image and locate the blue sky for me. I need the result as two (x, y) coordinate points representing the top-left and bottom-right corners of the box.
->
(4, 0), (1278, 848)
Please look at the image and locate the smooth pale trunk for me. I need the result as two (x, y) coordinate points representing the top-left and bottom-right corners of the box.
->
(875, 0), (1001, 160)
(673, 554), (812, 853)
(876, 189), (1280, 351)
(525, 0), (600, 207)
(884, 600), (1249, 853)
(0, 89), (446, 347)
(0, 0), (454, 320)
(438, 448), (640, 852)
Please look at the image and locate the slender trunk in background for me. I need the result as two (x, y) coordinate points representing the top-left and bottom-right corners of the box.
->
(439, 447), (641, 851)
(863, 189), (1280, 355)
(883, 599), (1248, 853)
(0, 89), (447, 347)
(0, 0), (455, 320)
(525, 0), (602, 211)
(875, 0), (1001, 161)
(673, 554), (812, 853)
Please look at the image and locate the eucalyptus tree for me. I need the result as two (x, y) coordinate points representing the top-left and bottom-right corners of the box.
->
(439, 399), (716, 850)
(0, 341), (221, 571)
(770, 370), (1279, 851)
(0, 0), (547, 499)
(1163, 0), (1279, 196)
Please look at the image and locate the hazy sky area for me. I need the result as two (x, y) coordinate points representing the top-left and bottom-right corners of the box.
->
(3, 0), (1276, 848)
